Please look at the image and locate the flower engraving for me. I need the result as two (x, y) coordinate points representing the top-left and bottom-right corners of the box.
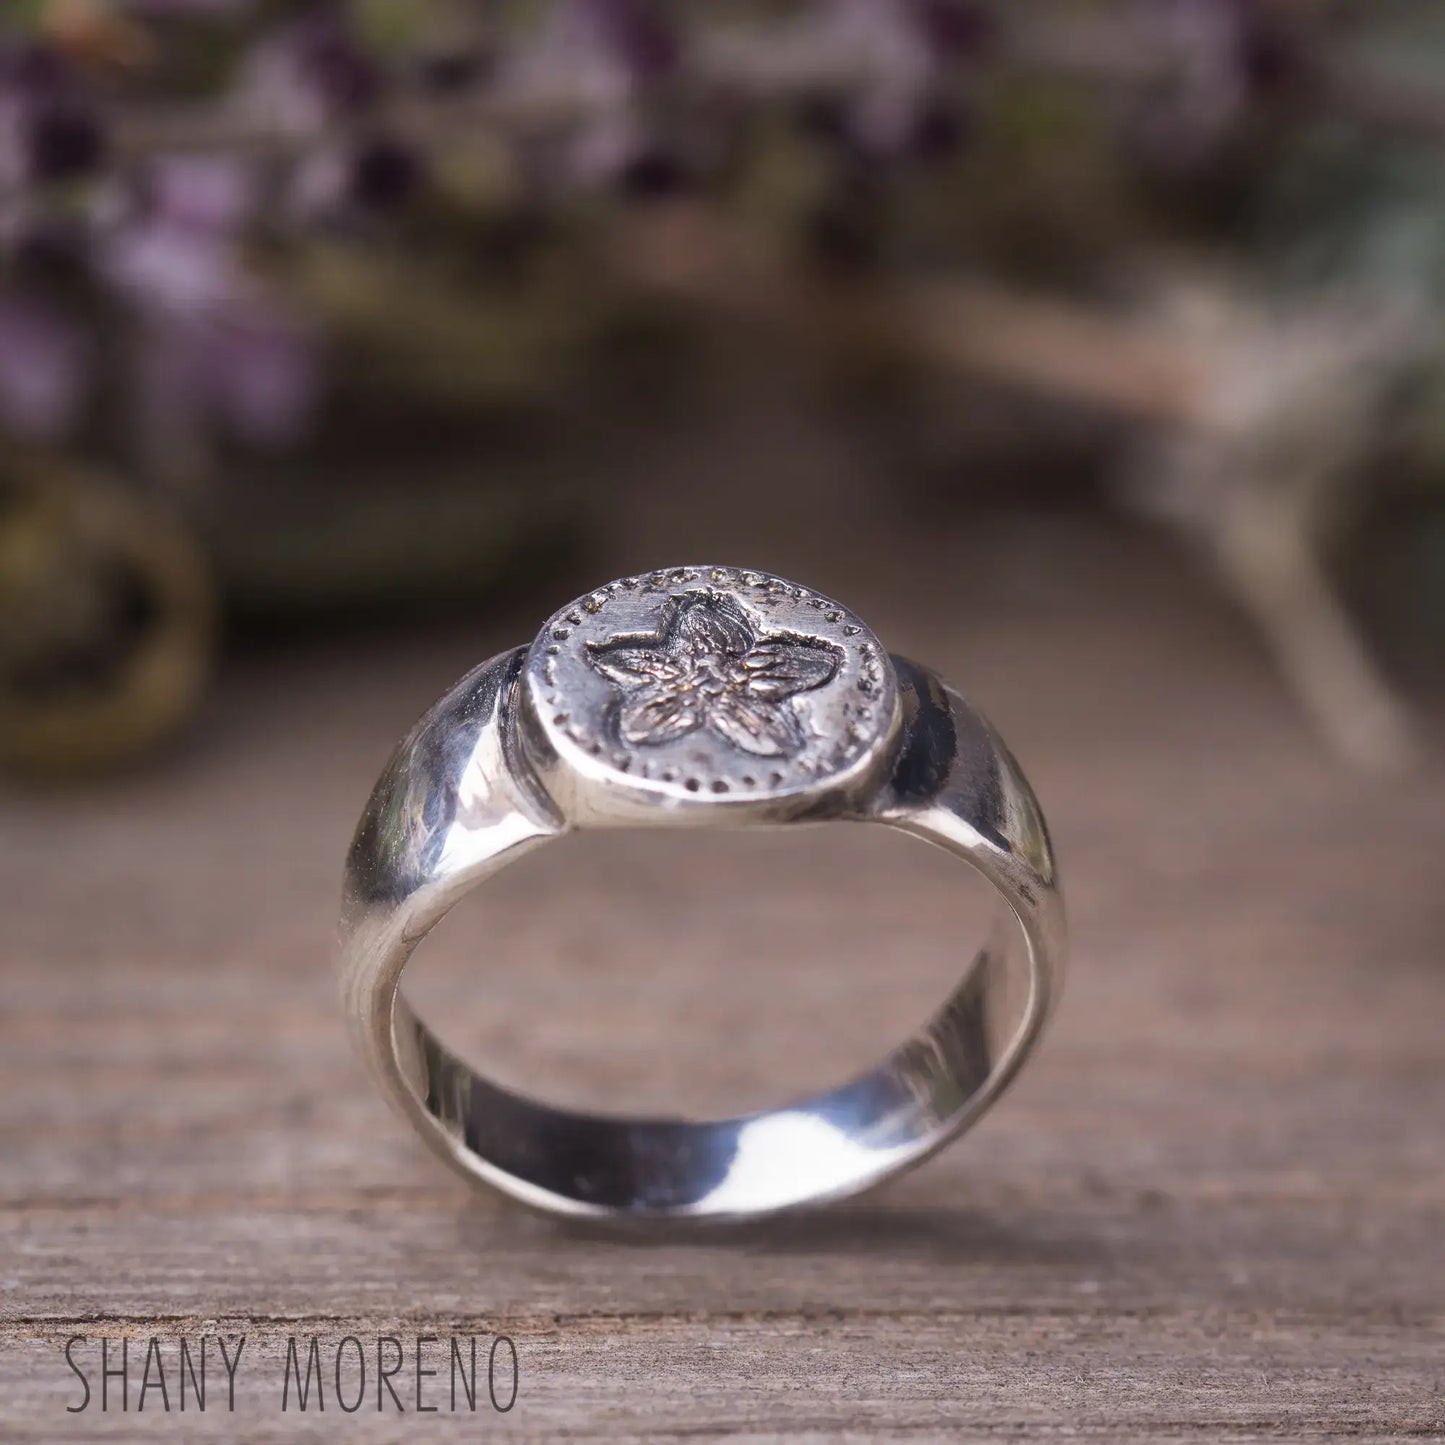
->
(587, 593), (840, 757)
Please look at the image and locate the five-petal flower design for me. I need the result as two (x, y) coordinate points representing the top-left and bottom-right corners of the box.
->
(587, 594), (840, 757)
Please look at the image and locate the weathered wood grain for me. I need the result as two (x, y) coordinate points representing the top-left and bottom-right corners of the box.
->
(2, 522), (1441, 1441)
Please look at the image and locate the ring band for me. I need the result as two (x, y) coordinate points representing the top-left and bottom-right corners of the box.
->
(338, 566), (1064, 1221)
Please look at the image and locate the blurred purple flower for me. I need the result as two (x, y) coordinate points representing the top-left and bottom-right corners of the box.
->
(503, 0), (686, 193)
(0, 44), (106, 190)
(130, 296), (320, 453)
(1125, 0), (1300, 173)
(197, 304), (320, 447)
(106, 164), (318, 450)
(237, 15), (380, 138)
(282, 131), (424, 223)
(586, 0), (680, 83)
(505, 0), (678, 110)
(0, 296), (89, 438)
(106, 214), (236, 314)
(148, 155), (257, 234)
(909, 0), (993, 61)
(800, 0), (975, 160)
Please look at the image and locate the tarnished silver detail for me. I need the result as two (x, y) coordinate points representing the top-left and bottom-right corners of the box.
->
(586, 591), (839, 757)
(338, 565), (1065, 1221)
(519, 566), (899, 825)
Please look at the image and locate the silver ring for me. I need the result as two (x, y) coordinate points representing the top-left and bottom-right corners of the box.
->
(338, 565), (1065, 1221)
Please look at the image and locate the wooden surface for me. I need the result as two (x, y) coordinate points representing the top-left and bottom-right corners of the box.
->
(2, 519), (1442, 1441)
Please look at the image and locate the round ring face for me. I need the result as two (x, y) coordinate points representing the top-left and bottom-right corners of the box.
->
(521, 566), (899, 816)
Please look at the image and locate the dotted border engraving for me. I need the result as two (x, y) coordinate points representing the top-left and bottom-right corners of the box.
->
(526, 566), (893, 801)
